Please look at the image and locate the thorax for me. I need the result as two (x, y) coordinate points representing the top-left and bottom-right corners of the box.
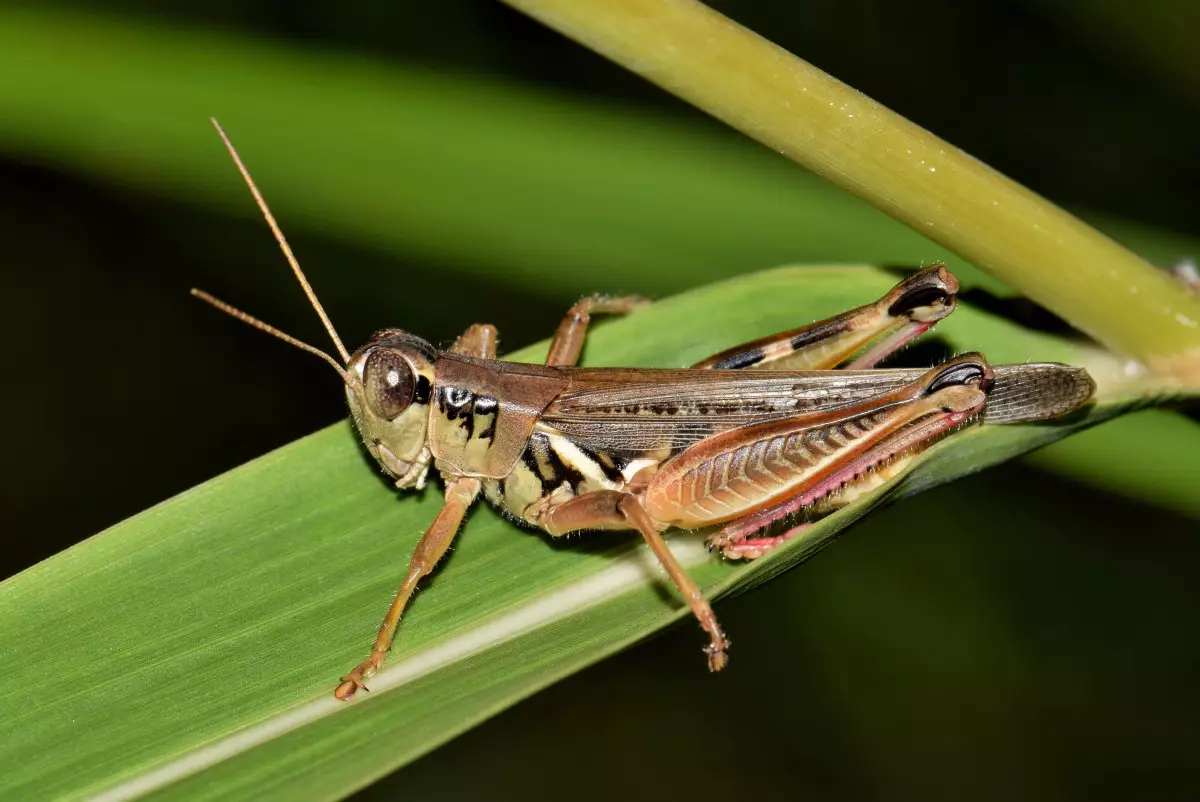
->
(475, 426), (652, 526)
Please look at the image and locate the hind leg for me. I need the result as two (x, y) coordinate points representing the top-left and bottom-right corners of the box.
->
(692, 265), (958, 371)
(541, 490), (729, 671)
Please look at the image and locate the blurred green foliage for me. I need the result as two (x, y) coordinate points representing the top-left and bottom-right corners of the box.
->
(0, 2), (1196, 801)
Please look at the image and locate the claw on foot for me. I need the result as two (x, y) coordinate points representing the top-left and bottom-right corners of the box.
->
(334, 652), (386, 701)
(709, 523), (814, 561)
(704, 634), (730, 672)
(334, 675), (368, 701)
(721, 537), (785, 560)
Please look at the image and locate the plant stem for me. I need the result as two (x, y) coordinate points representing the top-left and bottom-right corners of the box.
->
(502, 0), (1200, 383)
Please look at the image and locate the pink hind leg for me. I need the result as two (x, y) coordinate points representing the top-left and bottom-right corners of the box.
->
(711, 522), (815, 561)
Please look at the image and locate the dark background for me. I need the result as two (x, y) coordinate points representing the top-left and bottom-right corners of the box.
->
(2, 2), (1198, 800)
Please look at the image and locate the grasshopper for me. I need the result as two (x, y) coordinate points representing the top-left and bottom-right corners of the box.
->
(194, 121), (1095, 701)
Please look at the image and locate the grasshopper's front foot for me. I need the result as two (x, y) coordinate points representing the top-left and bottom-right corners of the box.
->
(334, 651), (386, 701)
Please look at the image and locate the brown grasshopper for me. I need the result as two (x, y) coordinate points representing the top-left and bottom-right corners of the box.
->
(194, 121), (1095, 701)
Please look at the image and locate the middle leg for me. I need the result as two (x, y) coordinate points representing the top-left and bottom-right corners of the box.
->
(542, 490), (729, 670)
(545, 295), (651, 367)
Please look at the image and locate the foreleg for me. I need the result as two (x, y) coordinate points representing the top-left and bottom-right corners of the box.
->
(450, 324), (498, 359)
(335, 476), (482, 700)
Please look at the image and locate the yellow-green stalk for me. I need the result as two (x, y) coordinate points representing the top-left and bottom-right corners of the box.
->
(503, 0), (1200, 384)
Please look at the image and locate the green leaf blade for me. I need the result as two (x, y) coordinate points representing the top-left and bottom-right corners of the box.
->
(0, 266), (1145, 801)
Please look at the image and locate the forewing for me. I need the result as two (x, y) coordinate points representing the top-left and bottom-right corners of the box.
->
(543, 367), (917, 452)
(541, 364), (1094, 453)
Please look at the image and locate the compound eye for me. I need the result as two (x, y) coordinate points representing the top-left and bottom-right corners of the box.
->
(364, 349), (415, 420)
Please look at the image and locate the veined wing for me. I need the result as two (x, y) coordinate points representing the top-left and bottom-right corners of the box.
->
(540, 364), (1093, 453)
(982, 362), (1095, 423)
(543, 367), (917, 453)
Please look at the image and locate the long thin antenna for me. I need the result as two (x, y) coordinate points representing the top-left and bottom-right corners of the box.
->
(191, 289), (350, 381)
(209, 117), (351, 365)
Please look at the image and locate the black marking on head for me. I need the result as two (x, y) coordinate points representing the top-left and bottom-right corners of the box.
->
(413, 375), (432, 405)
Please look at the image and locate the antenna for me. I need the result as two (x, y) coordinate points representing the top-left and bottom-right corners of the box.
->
(191, 289), (350, 381)
(209, 117), (351, 365)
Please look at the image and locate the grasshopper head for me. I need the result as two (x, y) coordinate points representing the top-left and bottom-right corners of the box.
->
(345, 329), (438, 489)
(192, 121), (438, 491)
